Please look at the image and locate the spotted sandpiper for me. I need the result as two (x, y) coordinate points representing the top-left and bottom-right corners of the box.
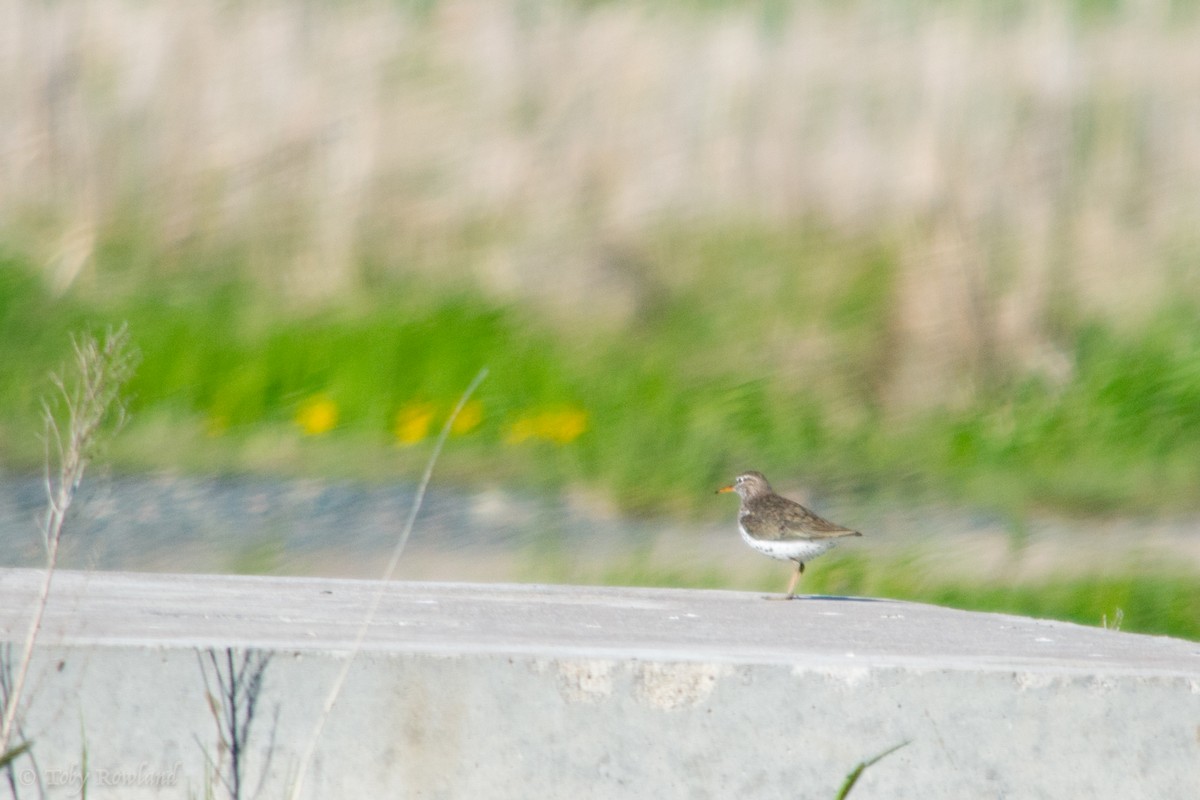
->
(717, 471), (862, 600)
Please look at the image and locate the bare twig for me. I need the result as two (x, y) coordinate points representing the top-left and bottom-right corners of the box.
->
(0, 326), (138, 757)
(286, 367), (488, 800)
(197, 648), (276, 800)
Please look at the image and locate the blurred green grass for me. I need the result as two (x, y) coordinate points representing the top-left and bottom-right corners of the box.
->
(3, 0), (1197, 654)
(4, 224), (1200, 519)
(808, 552), (1200, 641)
(526, 550), (1200, 642)
(5, 229), (1200, 642)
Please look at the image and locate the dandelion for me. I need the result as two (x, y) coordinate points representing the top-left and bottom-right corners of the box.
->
(295, 395), (339, 435)
(505, 407), (588, 445)
(394, 402), (436, 445)
(451, 400), (484, 435)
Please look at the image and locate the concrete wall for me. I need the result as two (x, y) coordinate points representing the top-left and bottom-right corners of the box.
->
(1, 568), (1198, 798)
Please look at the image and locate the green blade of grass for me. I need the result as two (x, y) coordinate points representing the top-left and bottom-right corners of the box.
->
(0, 740), (32, 770)
(835, 739), (910, 800)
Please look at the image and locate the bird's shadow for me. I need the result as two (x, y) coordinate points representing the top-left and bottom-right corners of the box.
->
(791, 594), (887, 603)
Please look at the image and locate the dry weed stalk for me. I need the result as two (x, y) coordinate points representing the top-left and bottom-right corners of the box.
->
(0, 326), (138, 757)
(197, 648), (277, 800)
(286, 367), (487, 800)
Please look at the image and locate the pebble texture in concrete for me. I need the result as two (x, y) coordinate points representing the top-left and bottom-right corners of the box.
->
(1, 568), (1198, 798)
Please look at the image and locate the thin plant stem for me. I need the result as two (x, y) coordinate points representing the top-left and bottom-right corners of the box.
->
(286, 367), (488, 800)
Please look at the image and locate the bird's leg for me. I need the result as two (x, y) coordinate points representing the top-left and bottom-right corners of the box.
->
(785, 561), (803, 598)
(767, 561), (804, 601)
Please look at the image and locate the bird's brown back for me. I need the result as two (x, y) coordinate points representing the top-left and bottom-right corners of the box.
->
(740, 493), (862, 542)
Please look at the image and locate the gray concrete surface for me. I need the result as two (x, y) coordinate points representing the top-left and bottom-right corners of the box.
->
(1, 568), (1198, 798)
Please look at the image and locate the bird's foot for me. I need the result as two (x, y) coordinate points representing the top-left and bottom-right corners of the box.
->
(764, 593), (796, 601)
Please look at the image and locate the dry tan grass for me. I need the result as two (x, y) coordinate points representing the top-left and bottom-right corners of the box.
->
(3, 0), (1198, 403)
(0, 326), (136, 761)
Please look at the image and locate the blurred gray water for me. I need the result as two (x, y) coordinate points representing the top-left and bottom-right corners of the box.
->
(0, 472), (689, 579)
(1, 472), (1197, 583)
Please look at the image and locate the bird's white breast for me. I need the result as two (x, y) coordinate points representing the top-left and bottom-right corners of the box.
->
(738, 523), (840, 562)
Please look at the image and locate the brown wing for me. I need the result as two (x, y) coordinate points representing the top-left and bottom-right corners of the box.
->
(744, 494), (862, 541)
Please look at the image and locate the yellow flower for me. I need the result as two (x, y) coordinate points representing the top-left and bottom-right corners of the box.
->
(394, 402), (436, 445)
(505, 408), (588, 445)
(546, 409), (588, 443)
(451, 400), (483, 436)
(295, 396), (339, 436)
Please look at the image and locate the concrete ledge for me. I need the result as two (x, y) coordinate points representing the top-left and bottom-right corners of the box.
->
(1, 568), (1198, 797)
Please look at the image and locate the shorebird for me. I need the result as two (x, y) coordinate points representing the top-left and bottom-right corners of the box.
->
(717, 471), (862, 600)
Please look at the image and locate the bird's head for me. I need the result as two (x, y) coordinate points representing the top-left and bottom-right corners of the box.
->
(716, 471), (773, 500)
